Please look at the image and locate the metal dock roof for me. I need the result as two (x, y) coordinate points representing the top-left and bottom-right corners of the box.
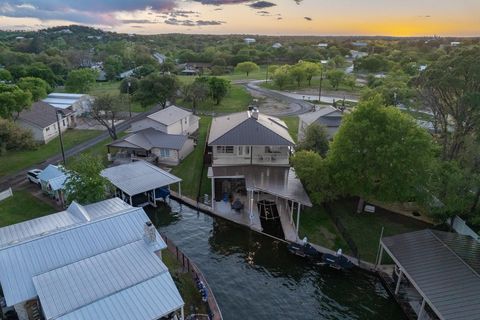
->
(33, 240), (182, 320)
(101, 161), (182, 196)
(381, 229), (480, 320)
(0, 205), (166, 306)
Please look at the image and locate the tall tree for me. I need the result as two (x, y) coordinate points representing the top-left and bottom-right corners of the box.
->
(297, 123), (330, 157)
(64, 154), (111, 205)
(182, 78), (209, 114)
(326, 70), (345, 90)
(104, 55), (124, 80)
(0, 84), (32, 120)
(272, 65), (291, 90)
(134, 73), (178, 108)
(65, 69), (98, 93)
(289, 63), (307, 87)
(17, 77), (51, 101)
(298, 61), (320, 86)
(208, 77), (230, 105)
(327, 96), (436, 205)
(417, 46), (480, 161)
(0, 118), (36, 155)
(235, 61), (260, 77)
(90, 93), (127, 140)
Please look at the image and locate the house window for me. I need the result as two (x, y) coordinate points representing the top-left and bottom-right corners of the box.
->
(62, 119), (66, 126)
(217, 146), (234, 154)
(45, 126), (50, 132)
(160, 149), (170, 157)
(265, 146), (281, 154)
(238, 146), (243, 156)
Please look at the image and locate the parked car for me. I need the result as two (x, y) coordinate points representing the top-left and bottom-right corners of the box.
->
(27, 169), (43, 185)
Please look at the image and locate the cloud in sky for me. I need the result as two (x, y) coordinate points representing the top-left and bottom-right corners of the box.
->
(0, 0), (177, 25)
(304, 16), (312, 21)
(164, 17), (224, 26)
(249, 1), (276, 9)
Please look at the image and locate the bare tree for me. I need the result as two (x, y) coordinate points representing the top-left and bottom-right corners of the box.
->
(90, 93), (128, 140)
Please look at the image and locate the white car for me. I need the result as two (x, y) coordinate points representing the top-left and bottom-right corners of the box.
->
(27, 169), (43, 185)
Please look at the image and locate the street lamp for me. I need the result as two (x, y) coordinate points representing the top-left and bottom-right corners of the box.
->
(318, 60), (328, 105)
(55, 109), (66, 165)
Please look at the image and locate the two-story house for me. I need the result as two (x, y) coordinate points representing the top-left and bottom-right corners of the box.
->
(130, 105), (199, 136)
(207, 109), (312, 241)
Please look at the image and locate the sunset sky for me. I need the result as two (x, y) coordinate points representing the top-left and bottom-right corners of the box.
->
(0, 0), (479, 36)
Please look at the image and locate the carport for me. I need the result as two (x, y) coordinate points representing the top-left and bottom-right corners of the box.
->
(101, 161), (182, 207)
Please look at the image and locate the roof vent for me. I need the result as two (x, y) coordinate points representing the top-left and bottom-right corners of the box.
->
(144, 221), (156, 244)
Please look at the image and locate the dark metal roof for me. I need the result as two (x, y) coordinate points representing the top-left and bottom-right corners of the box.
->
(381, 229), (480, 320)
(19, 101), (72, 128)
(208, 111), (295, 146)
(108, 128), (188, 151)
(208, 165), (312, 206)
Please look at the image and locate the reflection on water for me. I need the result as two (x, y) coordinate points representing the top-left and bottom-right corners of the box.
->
(146, 201), (404, 320)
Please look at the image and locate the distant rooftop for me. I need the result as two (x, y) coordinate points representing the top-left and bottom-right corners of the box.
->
(147, 105), (193, 126)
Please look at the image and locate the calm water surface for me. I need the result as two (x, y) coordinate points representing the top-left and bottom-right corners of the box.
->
(147, 201), (404, 320)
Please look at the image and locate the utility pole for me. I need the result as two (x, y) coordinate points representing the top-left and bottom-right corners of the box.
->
(56, 110), (66, 165)
(127, 80), (132, 118)
(318, 67), (324, 104)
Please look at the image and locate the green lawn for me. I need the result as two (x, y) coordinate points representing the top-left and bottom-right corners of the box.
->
(329, 199), (430, 262)
(281, 116), (299, 143)
(219, 66), (268, 81)
(171, 117), (212, 199)
(162, 249), (209, 316)
(0, 129), (102, 176)
(298, 205), (350, 254)
(0, 190), (55, 227)
(178, 84), (252, 114)
(262, 75), (361, 93)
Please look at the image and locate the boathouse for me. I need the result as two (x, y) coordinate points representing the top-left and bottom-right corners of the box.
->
(101, 161), (182, 207)
(378, 229), (480, 320)
(207, 109), (312, 241)
(0, 198), (184, 320)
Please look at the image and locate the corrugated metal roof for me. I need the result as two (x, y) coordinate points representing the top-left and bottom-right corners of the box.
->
(298, 107), (343, 126)
(208, 111), (295, 146)
(38, 165), (64, 182)
(208, 166), (312, 206)
(101, 161), (182, 196)
(33, 240), (181, 320)
(109, 128), (188, 151)
(56, 272), (183, 320)
(381, 230), (480, 320)
(0, 198), (129, 248)
(147, 105), (191, 126)
(0, 204), (166, 306)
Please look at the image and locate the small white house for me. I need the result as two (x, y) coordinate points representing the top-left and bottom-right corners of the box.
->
(130, 105), (200, 136)
(17, 101), (75, 144)
(317, 43), (329, 49)
(244, 37), (256, 44)
(451, 41), (461, 47)
(272, 43), (282, 49)
(153, 52), (167, 64)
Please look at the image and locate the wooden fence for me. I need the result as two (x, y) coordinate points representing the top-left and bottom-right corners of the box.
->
(162, 235), (223, 320)
(0, 188), (13, 202)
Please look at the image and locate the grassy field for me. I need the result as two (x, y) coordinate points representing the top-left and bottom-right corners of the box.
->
(298, 205), (350, 254)
(281, 116), (299, 142)
(0, 190), (55, 227)
(87, 81), (146, 113)
(329, 199), (430, 262)
(0, 129), (102, 176)
(162, 249), (209, 316)
(178, 84), (251, 114)
(171, 117), (212, 199)
(219, 66), (268, 81)
(262, 75), (361, 93)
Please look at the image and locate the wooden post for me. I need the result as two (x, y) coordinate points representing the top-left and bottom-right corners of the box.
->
(181, 306), (184, 320)
(395, 269), (403, 294)
(129, 195), (133, 206)
(296, 203), (301, 238)
(290, 200), (294, 222)
(178, 182), (182, 198)
(417, 298), (426, 320)
(211, 178), (215, 210)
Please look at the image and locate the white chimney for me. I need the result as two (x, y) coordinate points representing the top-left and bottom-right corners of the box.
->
(143, 221), (156, 244)
(251, 108), (259, 120)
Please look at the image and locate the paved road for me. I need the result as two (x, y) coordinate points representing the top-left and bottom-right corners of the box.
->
(0, 105), (164, 190)
(243, 80), (315, 116)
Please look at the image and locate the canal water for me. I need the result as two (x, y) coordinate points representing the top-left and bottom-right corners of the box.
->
(147, 201), (404, 320)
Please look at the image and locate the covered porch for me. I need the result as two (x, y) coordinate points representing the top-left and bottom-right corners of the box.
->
(208, 166), (312, 240)
(101, 161), (182, 207)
